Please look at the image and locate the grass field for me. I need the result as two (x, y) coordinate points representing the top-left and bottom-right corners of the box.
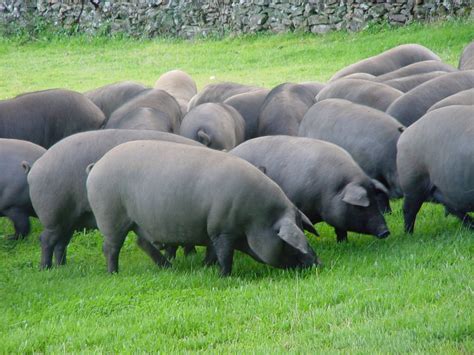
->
(1, 20), (474, 352)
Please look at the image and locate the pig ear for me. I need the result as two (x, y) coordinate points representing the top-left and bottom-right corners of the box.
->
(372, 179), (389, 195)
(246, 229), (283, 265)
(278, 219), (311, 255)
(342, 183), (370, 207)
(197, 129), (211, 146)
(299, 211), (319, 236)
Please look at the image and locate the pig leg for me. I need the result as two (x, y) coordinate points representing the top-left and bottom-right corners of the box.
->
(4, 208), (30, 240)
(134, 227), (171, 268)
(444, 208), (474, 230)
(40, 228), (68, 269)
(211, 235), (235, 277)
(432, 189), (474, 230)
(103, 233), (127, 274)
(164, 246), (178, 259)
(52, 230), (74, 266)
(335, 228), (348, 243)
(164, 245), (196, 259)
(203, 245), (218, 266)
(403, 194), (426, 234)
(183, 245), (197, 256)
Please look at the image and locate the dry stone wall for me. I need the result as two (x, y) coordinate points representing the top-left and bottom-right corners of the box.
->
(1, 0), (472, 38)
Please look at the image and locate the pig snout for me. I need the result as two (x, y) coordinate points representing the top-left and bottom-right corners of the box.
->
(376, 229), (390, 239)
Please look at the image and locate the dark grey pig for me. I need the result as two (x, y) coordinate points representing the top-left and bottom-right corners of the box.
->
(316, 79), (403, 111)
(0, 89), (105, 148)
(85, 81), (148, 119)
(27, 129), (202, 269)
(375, 60), (456, 81)
(230, 136), (390, 242)
(427, 89), (474, 112)
(386, 70), (474, 126)
(179, 103), (245, 150)
(459, 41), (474, 70)
(0, 139), (46, 239)
(105, 89), (182, 133)
(397, 105), (474, 233)
(87, 141), (319, 276)
(330, 44), (441, 81)
(224, 89), (270, 140)
(187, 82), (260, 111)
(257, 83), (316, 136)
(299, 99), (404, 211)
(382, 71), (447, 93)
(154, 70), (197, 115)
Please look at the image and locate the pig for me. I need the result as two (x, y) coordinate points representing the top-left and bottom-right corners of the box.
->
(459, 41), (474, 70)
(397, 105), (474, 233)
(0, 89), (105, 148)
(316, 79), (403, 112)
(27, 129), (202, 269)
(179, 103), (245, 150)
(0, 139), (46, 239)
(381, 71), (448, 92)
(257, 83), (316, 136)
(224, 89), (270, 140)
(230, 136), (390, 242)
(154, 70), (197, 115)
(375, 60), (457, 81)
(299, 99), (403, 212)
(330, 44), (441, 81)
(105, 89), (182, 133)
(187, 82), (260, 111)
(86, 141), (319, 276)
(427, 89), (474, 112)
(386, 70), (474, 126)
(85, 81), (148, 119)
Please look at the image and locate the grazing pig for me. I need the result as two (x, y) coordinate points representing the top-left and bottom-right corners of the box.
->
(375, 60), (456, 81)
(187, 82), (260, 111)
(397, 105), (474, 233)
(0, 89), (105, 148)
(258, 83), (316, 136)
(330, 44), (441, 81)
(427, 89), (474, 112)
(382, 71), (447, 93)
(459, 41), (474, 70)
(154, 70), (197, 115)
(299, 99), (403, 212)
(316, 79), (403, 112)
(105, 89), (182, 133)
(386, 70), (474, 126)
(85, 81), (148, 119)
(224, 89), (270, 140)
(27, 129), (202, 269)
(230, 136), (390, 242)
(179, 103), (245, 150)
(87, 141), (319, 275)
(0, 139), (46, 239)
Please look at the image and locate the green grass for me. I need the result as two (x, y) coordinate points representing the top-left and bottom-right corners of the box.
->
(1, 20), (474, 352)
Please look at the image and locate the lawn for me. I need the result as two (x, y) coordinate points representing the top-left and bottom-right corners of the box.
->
(1, 20), (474, 352)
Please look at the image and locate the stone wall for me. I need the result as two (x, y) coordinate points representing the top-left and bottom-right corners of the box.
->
(1, 0), (472, 38)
